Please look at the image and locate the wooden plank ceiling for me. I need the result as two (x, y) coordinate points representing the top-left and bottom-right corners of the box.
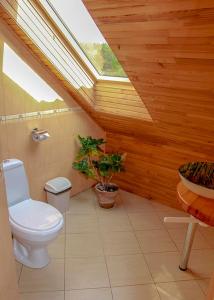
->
(0, 1), (151, 121)
(84, 0), (214, 208)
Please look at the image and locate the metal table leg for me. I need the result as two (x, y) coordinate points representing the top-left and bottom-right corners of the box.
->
(179, 222), (197, 271)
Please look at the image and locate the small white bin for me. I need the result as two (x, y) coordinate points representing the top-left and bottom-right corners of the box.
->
(45, 177), (72, 213)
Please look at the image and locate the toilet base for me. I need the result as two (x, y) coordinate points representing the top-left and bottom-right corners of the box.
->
(13, 238), (50, 268)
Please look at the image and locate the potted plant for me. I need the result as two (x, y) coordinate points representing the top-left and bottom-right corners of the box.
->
(179, 161), (214, 199)
(72, 135), (126, 208)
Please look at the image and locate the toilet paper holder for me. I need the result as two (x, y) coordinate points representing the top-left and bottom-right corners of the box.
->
(32, 128), (50, 142)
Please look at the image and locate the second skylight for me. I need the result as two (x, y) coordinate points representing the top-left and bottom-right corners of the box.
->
(40, 0), (127, 78)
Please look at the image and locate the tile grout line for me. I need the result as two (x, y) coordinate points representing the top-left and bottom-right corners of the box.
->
(154, 207), (214, 253)
(124, 203), (163, 299)
(194, 278), (209, 297)
(18, 189), (214, 297)
(144, 208), (202, 285)
(195, 280), (207, 297)
(66, 189), (113, 296)
(124, 204), (211, 298)
(123, 202), (158, 278)
(66, 190), (214, 298)
(151, 206), (184, 253)
(198, 227), (214, 250)
(94, 193), (114, 300)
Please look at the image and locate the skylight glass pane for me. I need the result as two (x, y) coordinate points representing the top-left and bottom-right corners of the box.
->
(3, 43), (62, 102)
(15, 0), (94, 90)
(40, 0), (127, 78)
(0, 0), (95, 104)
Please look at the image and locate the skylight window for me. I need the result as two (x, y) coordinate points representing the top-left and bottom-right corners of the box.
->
(40, 0), (127, 78)
(3, 43), (62, 102)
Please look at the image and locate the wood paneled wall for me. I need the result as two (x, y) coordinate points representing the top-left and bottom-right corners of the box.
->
(95, 81), (151, 120)
(84, 0), (214, 207)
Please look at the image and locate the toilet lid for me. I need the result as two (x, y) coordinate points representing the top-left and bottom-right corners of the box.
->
(9, 199), (63, 231)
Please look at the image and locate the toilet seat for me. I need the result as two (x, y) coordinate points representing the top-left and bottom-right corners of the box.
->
(9, 199), (63, 232)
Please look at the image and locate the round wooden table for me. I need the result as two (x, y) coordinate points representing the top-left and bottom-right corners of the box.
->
(177, 182), (214, 300)
(177, 181), (214, 226)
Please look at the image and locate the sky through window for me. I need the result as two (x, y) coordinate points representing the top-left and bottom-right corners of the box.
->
(40, 0), (127, 78)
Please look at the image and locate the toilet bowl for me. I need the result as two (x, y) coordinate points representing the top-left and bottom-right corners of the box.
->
(2, 159), (64, 268)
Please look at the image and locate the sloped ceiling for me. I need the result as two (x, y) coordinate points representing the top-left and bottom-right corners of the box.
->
(0, 0), (152, 123)
(84, 0), (214, 207)
(1, 1), (214, 207)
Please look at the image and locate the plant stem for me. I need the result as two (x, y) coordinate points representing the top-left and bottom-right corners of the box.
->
(108, 174), (113, 185)
(88, 154), (104, 185)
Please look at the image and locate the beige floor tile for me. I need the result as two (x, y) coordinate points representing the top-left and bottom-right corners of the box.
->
(48, 234), (65, 258)
(199, 227), (214, 248)
(121, 190), (155, 213)
(15, 261), (22, 281)
(152, 203), (185, 215)
(196, 278), (210, 295)
(66, 214), (98, 233)
(79, 188), (97, 202)
(158, 209), (188, 230)
(98, 214), (132, 232)
(153, 204), (188, 229)
(65, 288), (112, 300)
(151, 202), (170, 211)
(156, 280), (205, 300)
(128, 213), (164, 231)
(67, 192), (96, 215)
(168, 228), (211, 251)
(19, 259), (64, 292)
(21, 291), (64, 300)
(96, 204), (126, 217)
(189, 249), (214, 278)
(145, 252), (196, 282)
(106, 254), (152, 286)
(16, 190), (214, 299)
(65, 257), (110, 289)
(65, 233), (103, 257)
(163, 222), (188, 230)
(112, 284), (160, 300)
(102, 231), (140, 255)
(136, 229), (177, 253)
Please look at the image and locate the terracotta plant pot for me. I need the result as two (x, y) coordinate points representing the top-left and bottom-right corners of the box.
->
(95, 183), (119, 209)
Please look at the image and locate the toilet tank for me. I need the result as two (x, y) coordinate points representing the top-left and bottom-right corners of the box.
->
(2, 159), (30, 207)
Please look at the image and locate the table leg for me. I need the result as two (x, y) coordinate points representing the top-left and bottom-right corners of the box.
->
(179, 222), (197, 271)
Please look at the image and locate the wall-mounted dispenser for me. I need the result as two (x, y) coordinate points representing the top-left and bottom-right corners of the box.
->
(32, 128), (50, 142)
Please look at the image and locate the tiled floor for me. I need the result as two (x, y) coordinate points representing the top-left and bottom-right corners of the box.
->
(16, 188), (214, 300)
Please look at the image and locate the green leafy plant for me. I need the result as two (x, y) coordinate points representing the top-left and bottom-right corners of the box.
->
(73, 135), (126, 191)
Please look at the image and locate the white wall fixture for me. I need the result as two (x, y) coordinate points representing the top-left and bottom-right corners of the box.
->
(32, 128), (50, 142)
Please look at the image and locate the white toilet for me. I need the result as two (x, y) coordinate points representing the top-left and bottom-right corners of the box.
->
(2, 159), (64, 269)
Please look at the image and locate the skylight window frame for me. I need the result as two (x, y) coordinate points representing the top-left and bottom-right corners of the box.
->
(38, 0), (129, 83)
